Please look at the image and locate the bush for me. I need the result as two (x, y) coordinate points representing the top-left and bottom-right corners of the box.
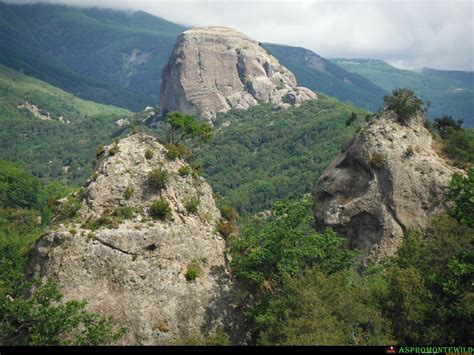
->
(184, 196), (200, 214)
(148, 168), (169, 191)
(178, 165), (192, 176)
(144, 148), (154, 160)
(220, 206), (239, 222)
(108, 142), (119, 156)
(165, 144), (191, 161)
(112, 207), (134, 220)
(123, 187), (134, 200)
(369, 152), (385, 169)
(405, 145), (415, 157)
(383, 89), (424, 124)
(185, 263), (203, 281)
(149, 198), (172, 221)
(216, 220), (235, 237)
(446, 168), (473, 227)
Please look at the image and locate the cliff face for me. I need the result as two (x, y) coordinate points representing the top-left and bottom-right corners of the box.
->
(27, 134), (244, 344)
(160, 26), (316, 120)
(312, 110), (458, 263)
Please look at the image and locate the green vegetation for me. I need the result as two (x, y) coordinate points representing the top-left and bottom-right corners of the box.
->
(195, 96), (369, 216)
(263, 43), (386, 112)
(0, 64), (132, 185)
(383, 88), (424, 124)
(332, 58), (474, 126)
(166, 112), (213, 148)
(428, 115), (474, 167)
(0, 160), (125, 345)
(446, 168), (473, 227)
(147, 168), (169, 191)
(144, 148), (154, 160)
(184, 196), (200, 214)
(123, 187), (134, 200)
(0, 2), (185, 110)
(185, 263), (202, 281)
(230, 171), (474, 345)
(149, 198), (172, 220)
(178, 165), (192, 176)
(165, 143), (191, 161)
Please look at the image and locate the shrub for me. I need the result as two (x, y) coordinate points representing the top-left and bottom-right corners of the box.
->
(96, 145), (105, 158)
(178, 165), (192, 176)
(165, 143), (192, 161)
(184, 196), (200, 214)
(112, 207), (134, 220)
(149, 198), (172, 221)
(108, 142), (119, 156)
(144, 148), (154, 160)
(185, 263), (203, 281)
(216, 220), (235, 238)
(446, 168), (473, 227)
(191, 162), (203, 177)
(405, 145), (415, 157)
(220, 206), (239, 222)
(123, 187), (134, 200)
(369, 152), (385, 169)
(69, 228), (77, 235)
(383, 89), (424, 124)
(148, 168), (169, 191)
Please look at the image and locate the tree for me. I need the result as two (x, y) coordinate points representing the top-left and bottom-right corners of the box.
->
(433, 115), (463, 139)
(383, 89), (424, 124)
(166, 112), (212, 147)
(0, 261), (126, 345)
(446, 168), (474, 227)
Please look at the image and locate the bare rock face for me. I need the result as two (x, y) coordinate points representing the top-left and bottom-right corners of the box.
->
(160, 26), (317, 120)
(27, 134), (244, 344)
(312, 110), (458, 263)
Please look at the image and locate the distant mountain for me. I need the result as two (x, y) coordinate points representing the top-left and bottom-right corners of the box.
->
(0, 2), (185, 111)
(263, 44), (387, 112)
(421, 68), (474, 91)
(332, 59), (474, 126)
(0, 64), (131, 183)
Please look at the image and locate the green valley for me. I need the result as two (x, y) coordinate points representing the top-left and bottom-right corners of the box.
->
(332, 59), (474, 126)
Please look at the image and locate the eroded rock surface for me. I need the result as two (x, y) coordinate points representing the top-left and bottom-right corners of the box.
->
(27, 133), (244, 344)
(312, 110), (459, 263)
(160, 26), (316, 120)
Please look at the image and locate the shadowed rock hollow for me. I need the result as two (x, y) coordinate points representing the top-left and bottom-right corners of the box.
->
(160, 26), (317, 120)
(312, 110), (459, 263)
(27, 133), (245, 345)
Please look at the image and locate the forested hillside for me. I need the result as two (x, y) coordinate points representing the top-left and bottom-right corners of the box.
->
(0, 64), (132, 184)
(194, 96), (370, 216)
(264, 43), (386, 112)
(0, 3), (184, 110)
(332, 59), (474, 126)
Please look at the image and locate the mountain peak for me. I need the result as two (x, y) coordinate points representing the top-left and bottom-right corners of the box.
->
(160, 26), (316, 120)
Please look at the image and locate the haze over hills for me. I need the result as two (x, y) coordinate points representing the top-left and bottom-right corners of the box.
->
(0, 2), (185, 110)
(332, 58), (474, 126)
(1, 2), (471, 125)
(262, 44), (387, 112)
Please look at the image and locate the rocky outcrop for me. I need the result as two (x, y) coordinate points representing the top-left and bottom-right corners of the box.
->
(27, 133), (244, 344)
(312, 110), (458, 263)
(160, 26), (317, 120)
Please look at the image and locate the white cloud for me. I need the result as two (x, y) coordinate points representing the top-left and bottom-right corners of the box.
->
(5, 0), (474, 70)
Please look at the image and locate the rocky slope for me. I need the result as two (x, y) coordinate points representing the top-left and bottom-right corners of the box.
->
(160, 26), (317, 120)
(312, 110), (459, 263)
(27, 133), (244, 344)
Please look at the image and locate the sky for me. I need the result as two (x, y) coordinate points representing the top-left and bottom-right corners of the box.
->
(6, 0), (474, 71)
